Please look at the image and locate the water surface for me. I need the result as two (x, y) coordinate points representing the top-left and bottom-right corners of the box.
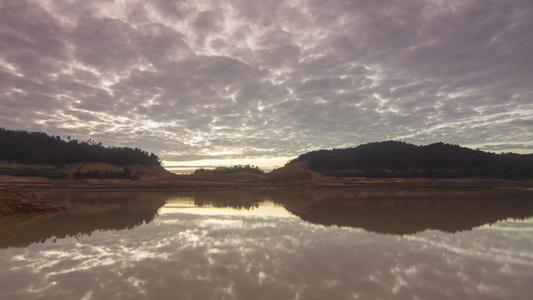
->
(1, 189), (532, 299)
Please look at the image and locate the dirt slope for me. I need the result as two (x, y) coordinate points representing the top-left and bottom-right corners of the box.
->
(65, 162), (178, 180)
(0, 187), (66, 215)
(268, 161), (323, 180)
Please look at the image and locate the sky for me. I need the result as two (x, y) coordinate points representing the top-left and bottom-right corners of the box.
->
(1, 0), (532, 172)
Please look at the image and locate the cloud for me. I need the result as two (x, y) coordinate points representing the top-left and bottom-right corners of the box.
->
(1, 0), (532, 168)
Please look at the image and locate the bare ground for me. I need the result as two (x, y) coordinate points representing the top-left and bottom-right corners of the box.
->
(0, 187), (66, 215)
(1, 160), (533, 190)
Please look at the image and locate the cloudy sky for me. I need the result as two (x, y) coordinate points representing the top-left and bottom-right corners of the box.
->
(1, 0), (532, 172)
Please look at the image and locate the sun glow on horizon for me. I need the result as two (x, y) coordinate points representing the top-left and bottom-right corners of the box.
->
(162, 156), (292, 173)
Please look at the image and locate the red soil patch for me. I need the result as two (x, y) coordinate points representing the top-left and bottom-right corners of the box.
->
(268, 161), (323, 180)
(64, 162), (179, 180)
(0, 187), (66, 215)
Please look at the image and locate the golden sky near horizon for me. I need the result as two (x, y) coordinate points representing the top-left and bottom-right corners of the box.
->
(1, 0), (533, 170)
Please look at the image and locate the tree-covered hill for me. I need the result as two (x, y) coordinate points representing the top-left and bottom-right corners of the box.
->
(0, 128), (161, 166)
(289, 141), (533, 179)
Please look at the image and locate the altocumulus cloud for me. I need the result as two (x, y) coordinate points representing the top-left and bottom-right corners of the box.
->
(1, 0), (532, 169)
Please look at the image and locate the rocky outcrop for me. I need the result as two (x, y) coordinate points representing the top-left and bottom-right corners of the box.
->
(0, 187), (66, 215)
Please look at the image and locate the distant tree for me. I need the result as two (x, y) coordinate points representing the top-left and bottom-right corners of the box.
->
(194, 164), (265, 175)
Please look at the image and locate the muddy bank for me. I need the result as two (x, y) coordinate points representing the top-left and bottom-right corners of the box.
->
(0, 187), (66, 215)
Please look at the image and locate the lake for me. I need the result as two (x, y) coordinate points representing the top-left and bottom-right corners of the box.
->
(1, 188), (532, 299)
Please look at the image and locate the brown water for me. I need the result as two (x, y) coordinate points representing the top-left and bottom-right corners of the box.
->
(0, 189), (532, 299)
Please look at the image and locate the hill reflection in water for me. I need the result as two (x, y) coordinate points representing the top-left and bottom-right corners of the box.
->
(0, 189), (532, 299)
(270, 189), (533, 234)
(179, 189), (533, 235)
(0, 191), (167, 248)
(1, 188), (532, 249)
(164, 188), (533, 235)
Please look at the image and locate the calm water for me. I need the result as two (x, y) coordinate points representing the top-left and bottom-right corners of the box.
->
(1, 189), (532, 300)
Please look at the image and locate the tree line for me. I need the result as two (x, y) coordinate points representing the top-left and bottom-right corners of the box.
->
(289, 141), (533, 179)
(194, 164), (265, 175)
(0, 128), (162, 166)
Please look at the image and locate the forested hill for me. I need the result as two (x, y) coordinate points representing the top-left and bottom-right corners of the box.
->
(289, 141), (533, 179)
(0, 128), (161, 166)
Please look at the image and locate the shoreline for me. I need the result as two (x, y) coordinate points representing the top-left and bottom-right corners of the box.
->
(2, 160), (533, 191)
(2, 175), (533, 192)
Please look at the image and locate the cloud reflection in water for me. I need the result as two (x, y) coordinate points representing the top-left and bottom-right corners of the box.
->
(0, 190), (532, 299)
